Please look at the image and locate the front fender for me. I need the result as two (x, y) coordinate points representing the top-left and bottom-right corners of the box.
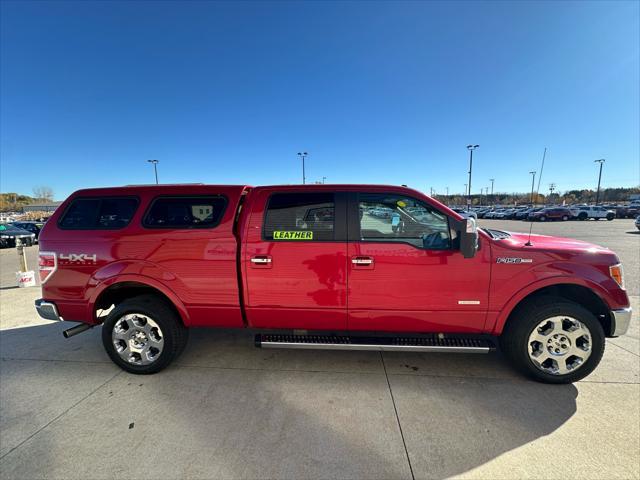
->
(491, 275), (618, 335)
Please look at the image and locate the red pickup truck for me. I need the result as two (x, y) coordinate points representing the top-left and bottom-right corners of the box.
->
(35, 184), (631, 383)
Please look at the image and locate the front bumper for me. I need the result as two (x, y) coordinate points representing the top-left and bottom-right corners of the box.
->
(611, 307), (632, 337)
(35, 299), (63, 321)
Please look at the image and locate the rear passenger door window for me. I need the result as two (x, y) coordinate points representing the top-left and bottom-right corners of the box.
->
(59, 197), (138, 229)
(263, 193), (336, 241)
(143, 196), (227, 228)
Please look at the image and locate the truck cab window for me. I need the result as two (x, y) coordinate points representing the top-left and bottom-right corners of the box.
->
(59, 197), (138, 230)
(358, 193), (451, 249)
(264, 193), (335, 241)
(143, 196), (227, 228)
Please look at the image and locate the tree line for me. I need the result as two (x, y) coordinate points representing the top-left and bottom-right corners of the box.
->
(439, 186), (640, 206)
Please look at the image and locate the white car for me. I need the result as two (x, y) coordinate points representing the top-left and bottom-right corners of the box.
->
(569, 205), (615, 221)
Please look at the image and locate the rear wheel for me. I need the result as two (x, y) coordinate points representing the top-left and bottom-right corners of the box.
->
(500, 297), (604, 383)
(539, 215), (547, 222)
(561, 215), (569, 221)
(101, 294), (188, 374)
(606, 213), (614, 221)
(578, 213), (588, 220)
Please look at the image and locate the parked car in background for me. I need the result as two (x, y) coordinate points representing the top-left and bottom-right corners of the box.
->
(0, 223), (36, 248)
(451, 207), (478, 220)
(515, 207), (539, 220)
(569, 206), (615, 221)
(11, 221), (45, 242)
(625, 204), (640, 219)
(528, 207), (572, 222)
(476, 208), (491, 218)
(635, 215), (640, 231)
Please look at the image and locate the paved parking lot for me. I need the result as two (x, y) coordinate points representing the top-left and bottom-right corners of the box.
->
(0, 220), (638, 479)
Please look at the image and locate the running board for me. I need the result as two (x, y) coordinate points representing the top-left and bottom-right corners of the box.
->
(255, 334), (493, 353)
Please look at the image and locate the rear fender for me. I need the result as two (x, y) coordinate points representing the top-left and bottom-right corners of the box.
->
(88, 269), (190, 326)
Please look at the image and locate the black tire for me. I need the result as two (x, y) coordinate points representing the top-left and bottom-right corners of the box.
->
(578, 213), (587, 220)
(539, 215), (547, 222)
(561, 215), (569, 221)
(101, 294), (188, 374)
(500, 296), (605, 384)
(606, 213), (614, 221)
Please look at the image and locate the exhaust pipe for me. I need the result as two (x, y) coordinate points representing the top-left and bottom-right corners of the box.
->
(63, 323), (93, 338)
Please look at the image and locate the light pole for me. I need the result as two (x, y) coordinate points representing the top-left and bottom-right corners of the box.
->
(147, 159), (159, 184)
(466, 145), (479, 210)
(322, 176), (327, 184)
(529, 171), (536, 205)
(490, 178), (495, 195)
(297, 152), (308, 184)
(463, 184), (467, 205)
(594, 159), (605, 205)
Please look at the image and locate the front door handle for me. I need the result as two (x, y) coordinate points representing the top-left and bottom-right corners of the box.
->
(351, 256), (374, 269)
(250, 255), (273, 268)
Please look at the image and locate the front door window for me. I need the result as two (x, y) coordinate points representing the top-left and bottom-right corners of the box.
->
(358, 193), (452, 249)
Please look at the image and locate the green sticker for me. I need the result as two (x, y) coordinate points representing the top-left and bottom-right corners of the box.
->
(273, 231), (313, 240)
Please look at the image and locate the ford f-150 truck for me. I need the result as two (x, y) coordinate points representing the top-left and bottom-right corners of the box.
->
(35, 184), (631, 383)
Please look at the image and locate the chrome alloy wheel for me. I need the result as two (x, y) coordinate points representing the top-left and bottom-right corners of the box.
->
(112, 314), (164, 365)
(528, 316), (592, 375)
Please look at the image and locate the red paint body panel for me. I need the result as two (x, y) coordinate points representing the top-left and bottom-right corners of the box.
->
(39, 183), (630, 337)
(241, 188), (347, 330)
(347, 239), (491, 333)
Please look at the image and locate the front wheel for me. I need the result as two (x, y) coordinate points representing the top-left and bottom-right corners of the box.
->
(539, 215), (547, 222)
(606, 213), (614, 221)
(500, 297), (604, 383)
(562, 215), (569, 221)
(102, 294), (188, 374)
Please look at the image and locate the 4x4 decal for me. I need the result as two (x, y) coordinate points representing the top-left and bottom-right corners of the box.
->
(58, 253), (97, 264)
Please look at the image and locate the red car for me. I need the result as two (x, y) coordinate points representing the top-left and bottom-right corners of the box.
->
(35, 184), (631, 383)
(529, 207), (573, 222)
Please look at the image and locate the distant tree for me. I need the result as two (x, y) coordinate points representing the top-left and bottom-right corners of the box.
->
(32, 186), (54, 202)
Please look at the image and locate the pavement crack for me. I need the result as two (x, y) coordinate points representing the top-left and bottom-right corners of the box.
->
(607, 341), (639, 358)
(0, 370), (123, 462)
(380, 352), (415, 480)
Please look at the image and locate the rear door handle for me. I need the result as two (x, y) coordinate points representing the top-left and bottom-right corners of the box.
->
(250, 255), (273, 268)
(351, 256), (374, 269)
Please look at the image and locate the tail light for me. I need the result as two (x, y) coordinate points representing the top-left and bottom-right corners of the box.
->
(38, 251), (57, 284)
(609, 264), (625, 289)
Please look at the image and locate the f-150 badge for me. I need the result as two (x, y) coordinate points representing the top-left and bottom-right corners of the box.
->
(496, 257), (533, 264)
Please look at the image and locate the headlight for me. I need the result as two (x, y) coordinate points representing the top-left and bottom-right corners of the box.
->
(610, 264), (625, 289)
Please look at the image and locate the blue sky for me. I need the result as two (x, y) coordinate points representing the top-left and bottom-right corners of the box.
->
(1, 0), (638, 199)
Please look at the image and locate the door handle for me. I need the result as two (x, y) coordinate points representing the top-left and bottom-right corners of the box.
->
(351, 256), (374, 267)
(251, 256), (272, 264)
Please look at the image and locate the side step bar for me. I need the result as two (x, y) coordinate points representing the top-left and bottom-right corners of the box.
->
(255, 334), (494, 354)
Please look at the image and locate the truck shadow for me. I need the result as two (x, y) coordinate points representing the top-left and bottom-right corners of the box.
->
(1, 323), (578, 479)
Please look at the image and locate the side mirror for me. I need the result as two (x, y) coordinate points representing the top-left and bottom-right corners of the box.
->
(459, 217), (479, 259)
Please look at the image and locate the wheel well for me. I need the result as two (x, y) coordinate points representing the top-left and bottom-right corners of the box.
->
(505, 284), (612, 335)
(94, 282), (184, 325)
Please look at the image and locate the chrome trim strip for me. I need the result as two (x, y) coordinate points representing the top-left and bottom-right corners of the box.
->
(260, 342), (490, 354)
(35, 299), (63, 322)
(611, 307), (632, 337)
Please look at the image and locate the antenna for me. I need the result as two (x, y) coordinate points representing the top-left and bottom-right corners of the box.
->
(525, 147), (547, 246)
